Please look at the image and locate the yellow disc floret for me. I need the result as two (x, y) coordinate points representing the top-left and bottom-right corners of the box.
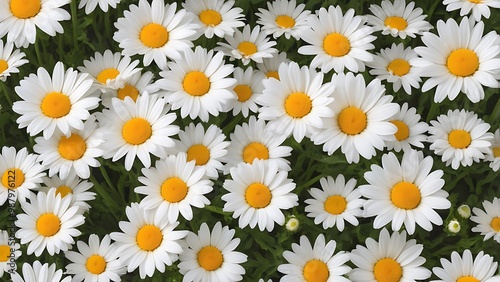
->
(245, 183), (272, 208)
(323, 33), (350, 57)
(140, 23), (169, 48)
(41, 92), (71, 118)
(391, 182), (421, 210)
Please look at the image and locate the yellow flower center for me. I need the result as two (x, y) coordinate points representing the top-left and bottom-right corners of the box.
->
(234, 84), (253, 102)
(136, 225), (163, 251)
(183, 71), (211, 96)
(303, 259), (329, 282)
(0, 245), (10, 262)
(96, 68), (119, 85)
(199, 9), (222, 26)
(448, 129), (471, 149)
(140, 23), (169, 48)
(161, 177), (188, 203)
(243, 142), (269, 163)
(197, 246), (223, 271)
(55, 185), (72, 198)
(2, 168), (25, 189)
(391, 182), (421, 210)
(323, 33), (350, 57)
(117, 84), (140, 101)
(58, 133), (87, 160)
(187, 144), (210, 166)
(275, 15), (295, 29)
(387, 59), (410, 76)
(238, 41), (257, 57)
(493, 147), (500, 157)
(457, 276), (480, 282)
(491, 217), (500, 232)
(324, 195), (347, 215)
(447, 49), (479, 77)
(384, 16), (408, 30)
(86, 255), (107, 274)
(41, 92), (71, 118)
(338, 106), (367, 135)
(122, 117), (152, 145)
(266, 71), (280, 80)
(469, 0), (481, 3)
(390, 120), (409, 141)
(373, 258), (403, 282)
(10, 0), (41, 19)
(285, 92), (312, 118)
(245, 183), (272, 209)
(0, 60), (9, 74)
(36, 213), (61, 237)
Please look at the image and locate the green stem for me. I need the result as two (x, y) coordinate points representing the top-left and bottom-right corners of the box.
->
(70, 0), (78, 48)
(0, 82), (12, 107)
(296, 174), (323, 193)
(204, 205), (231, 216)
(34, 40), (43, 66)
(90, 175), (121, 222)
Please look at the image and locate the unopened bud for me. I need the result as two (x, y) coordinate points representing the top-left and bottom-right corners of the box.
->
(448, 219), (461, 233)
(457, 204), (471, 219)
(285, 216), (300, 232)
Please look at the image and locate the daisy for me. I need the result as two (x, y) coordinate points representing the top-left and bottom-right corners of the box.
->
(97, 93), (178, 171)
(385, 102), (428, 153)
(360, 150), (451, 235)
(0, 146), (45, 204)
(413, 17), (500, 103)
(109, 203), (187, 279)
(78, 0), (120, 14)
(227, 67), (265, 117)
(113, 0), (199, 69)
(178, 222), (247, 282)
(11, 261), (71, 282)
(65, 234), (126, 282)
(485, 128), (500, 171)
(428, 109), (494, 169)
(222, 159), (298, 232)
(101, 71), (158, 108)
(304, 174), (364, 231)
(277, 234), (351, 282)
(182, 0), (245, 39)
(309, 72), (398, 164)
(0, 0), (70, 48)
(256, 0), (312, 40)
(12, 61), (100, 140)
(0, 230), (21, 278)
(367, 43), (422, 95)
(366, 0), (433, 39)
(470, 197), (500, 244)
(157, 46), (236, 122)
(349, 228), (432, 281)
(257, 61), (335, 142)
(298, 5), (375, 73)
(443, 0), (500, 22)
(216, 24), (277, 65)
(135, 153), (213, 224)
(224, 115), (292, 173)
(172, 123), (229, 179)
(256, 51), (289, 80)
(431, 250), (500, 282)
(15, 188), (85, 256)
(0, 40), (27, 81)
(33, 115), (103, 180)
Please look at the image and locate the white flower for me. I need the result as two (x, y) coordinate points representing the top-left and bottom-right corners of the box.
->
(470, 197), (500, 244)
(385, 102), (428, 153)
(0, 40), (28, 82)
(0, 230), (21, 278)
(431, 250), (500, 282)
(78, 0), (120, 14)
(442, 0), (500, 22)
(485, 128), (500, 171)
(256, 0), (312, 40)
(11, 261), (71, 282)
(228, 66), (265, 118)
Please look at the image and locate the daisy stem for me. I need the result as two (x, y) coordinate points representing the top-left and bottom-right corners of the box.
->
(0, 82), (13, 107)
(222, 114), (242, 135)
(34, 40), (43, 66)
(204, 205), (231, 216)
(296, 174), (323, 194)
(98, 165), (120, 197)
(70, 0), (78, 48)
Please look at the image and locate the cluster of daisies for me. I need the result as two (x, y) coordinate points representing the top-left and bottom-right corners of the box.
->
(0, 0), (499, 281)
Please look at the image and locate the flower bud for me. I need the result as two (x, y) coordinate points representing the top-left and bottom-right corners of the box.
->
(285, 215), (300, 232)
(457, 204), (471, 219)
(447, 219), (461, 233)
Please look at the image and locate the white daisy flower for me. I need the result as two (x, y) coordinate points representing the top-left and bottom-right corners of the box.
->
(485, 128), (500, 171)
(367, 43), (422, 95)
(97, 93), (178, 171)
(101, 70), (159, 108)
(0, 146), (45, 204)
(65, 234), (126, 282)
(12, 62), (100, 140)
(413, 17), (500, 103)
(256, 0), (312, 40)
(277, 234), (351, 282)
(222, 159), (298, 232)
(298, 5), (375, 73)
(443, 0), (500, 22)
(366, 0), (432, 39)
(224, 115), (292, 173)
(431, 250), (500, 282)
(310, 72), (398, 164)
(470, 197), (500, 244)
(216, 24), (278, 65)
(11, 261), (71, 282)
(178, 222), (247, 282)
(157, 46), (236, 122)
(33, 115), (103, 180)
(257, 61), (335, 142)
(349, 228), (432, 282)
(385, 102), (428, 153)
(304, 175), (364, 231)
(360, 150), (451, 235)
(0, 230), (21, 278)
(228, 66), (265, 118)
(172, 123), (229, 179)
(182, 0), (245, 39)
(78, 0), (120, 14)
(0, 40), (27, 82)
(110, 203), (187, 279)
(113, 0), (199, 69)
(428, 109), (494, 169)
(256, 51), (290, 80)
(15, 188), (85, 256)
(0, 0), (70, 48)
